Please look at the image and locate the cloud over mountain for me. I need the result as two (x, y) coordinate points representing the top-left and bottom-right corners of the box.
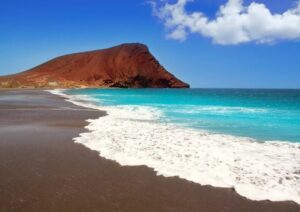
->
(152, 0), (300, 45)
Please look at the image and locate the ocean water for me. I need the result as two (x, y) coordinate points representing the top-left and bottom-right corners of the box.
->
(51, 89), (300, 204)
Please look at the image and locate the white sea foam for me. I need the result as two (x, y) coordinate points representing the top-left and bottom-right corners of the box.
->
(49, 89), (300, 204)
(48, 89), (102, 110)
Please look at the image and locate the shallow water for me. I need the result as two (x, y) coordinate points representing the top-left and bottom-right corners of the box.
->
(65, 89), (300, 142)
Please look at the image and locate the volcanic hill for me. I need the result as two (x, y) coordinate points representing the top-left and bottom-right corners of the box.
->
(0, 43), (189, 88)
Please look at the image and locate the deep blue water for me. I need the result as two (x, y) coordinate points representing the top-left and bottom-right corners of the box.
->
(65, 88), (300, 142)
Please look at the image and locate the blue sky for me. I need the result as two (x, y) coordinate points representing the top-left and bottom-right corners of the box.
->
(0, 0), (299, 88)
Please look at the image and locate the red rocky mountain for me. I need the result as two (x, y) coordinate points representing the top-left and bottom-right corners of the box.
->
(0, 43), (189, 88)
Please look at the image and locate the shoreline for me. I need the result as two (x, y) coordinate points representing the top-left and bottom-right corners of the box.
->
(57, 88), (300, 204)
(0, 89), (299, 211)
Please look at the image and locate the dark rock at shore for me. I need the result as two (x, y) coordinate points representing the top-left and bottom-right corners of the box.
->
(0, 43), (189, 88)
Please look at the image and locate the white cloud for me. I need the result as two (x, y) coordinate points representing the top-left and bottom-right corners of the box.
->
(151, 0), (300, 45)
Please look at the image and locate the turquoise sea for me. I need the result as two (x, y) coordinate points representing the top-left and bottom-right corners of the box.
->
(65, 88), (300, 142)
(54, 88), (300, 204)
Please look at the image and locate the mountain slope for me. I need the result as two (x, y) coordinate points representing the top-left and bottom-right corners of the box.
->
(0, 43), (189, 88)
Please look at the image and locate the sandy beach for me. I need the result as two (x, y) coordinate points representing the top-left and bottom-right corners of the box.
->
(0, 89), (299, 212)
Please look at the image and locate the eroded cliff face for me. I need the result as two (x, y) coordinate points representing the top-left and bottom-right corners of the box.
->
(0, 43), (189, 88)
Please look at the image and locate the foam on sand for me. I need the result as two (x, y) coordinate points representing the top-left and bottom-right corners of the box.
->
(49, 89), (300, 204)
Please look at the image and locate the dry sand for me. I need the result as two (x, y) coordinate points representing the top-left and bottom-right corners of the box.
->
(0, 90), (299, 212)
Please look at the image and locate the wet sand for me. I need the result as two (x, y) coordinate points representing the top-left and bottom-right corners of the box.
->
(0, 89), (299, 212)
